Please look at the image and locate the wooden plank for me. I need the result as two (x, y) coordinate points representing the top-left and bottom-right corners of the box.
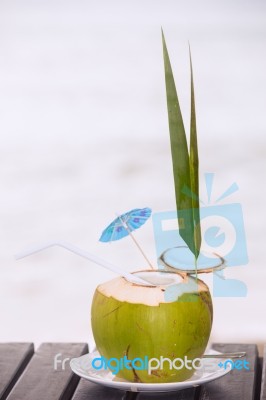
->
(137, 387), (197, 400)
(0, 343), (34, 400)
(6, 343), (88, 400)
(72, 374), (197, 400)
(72, 383), (197, 400)
(72, 379), (197, 400)
(253, 355), (263, 400)
(198, 343), (258, 400)
(71, 379), (134, 400)
(260, 345), (266, 399)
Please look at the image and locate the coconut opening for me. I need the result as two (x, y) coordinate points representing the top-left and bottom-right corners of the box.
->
(134, 270), (183, 287)
(97, 271), (209, 306)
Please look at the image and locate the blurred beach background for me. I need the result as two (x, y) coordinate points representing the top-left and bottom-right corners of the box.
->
(0, 0), (266, 350)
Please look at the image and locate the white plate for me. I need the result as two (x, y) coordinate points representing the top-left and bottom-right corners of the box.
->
(70, 350), (232, 392)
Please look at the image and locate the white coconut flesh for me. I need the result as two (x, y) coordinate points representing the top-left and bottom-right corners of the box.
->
(97, 271), (209, 306)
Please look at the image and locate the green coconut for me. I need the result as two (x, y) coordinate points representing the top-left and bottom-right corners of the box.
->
(91, 271), (212, 383)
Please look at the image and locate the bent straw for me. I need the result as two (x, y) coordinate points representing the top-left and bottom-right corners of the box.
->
(15, 240), (154, 286)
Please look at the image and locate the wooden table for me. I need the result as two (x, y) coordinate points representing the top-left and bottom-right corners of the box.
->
(0, 343), (265, 399)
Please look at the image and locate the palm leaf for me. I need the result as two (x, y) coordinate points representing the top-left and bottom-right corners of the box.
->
(189, 45), (201, 258)
(162, 31), (201, 258)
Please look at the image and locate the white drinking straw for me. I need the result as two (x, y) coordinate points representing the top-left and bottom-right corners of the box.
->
(15, 240), (154, 286)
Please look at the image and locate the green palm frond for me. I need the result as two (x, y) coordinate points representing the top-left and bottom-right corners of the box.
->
(162, 31), (201, 258)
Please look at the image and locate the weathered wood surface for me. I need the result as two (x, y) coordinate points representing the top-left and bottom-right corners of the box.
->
(260, 345), (266, 399)
(72, 380), (197, 400)
(0, 342), (263, 399)
(137, 388), (198, 400)
(0, 343), (34, 400)
(198, 343), (258, 400)
(71, 379), (131, 400)
(5, 343), (88, 400)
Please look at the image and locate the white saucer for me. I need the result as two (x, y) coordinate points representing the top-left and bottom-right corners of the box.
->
(70, 350), (232, 392)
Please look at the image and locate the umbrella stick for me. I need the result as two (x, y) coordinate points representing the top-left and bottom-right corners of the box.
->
(127, 231), (155, 269)
(117, 215), (155, 270)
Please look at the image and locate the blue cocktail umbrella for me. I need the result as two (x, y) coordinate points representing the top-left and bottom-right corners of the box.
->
(99, 207), (154, 269)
